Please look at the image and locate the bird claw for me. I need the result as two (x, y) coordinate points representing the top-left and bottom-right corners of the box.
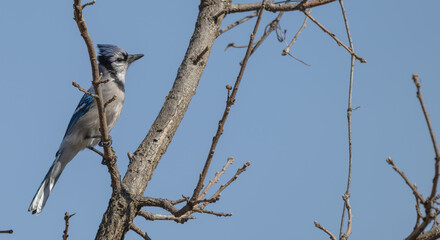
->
(98, 136), (112, 147)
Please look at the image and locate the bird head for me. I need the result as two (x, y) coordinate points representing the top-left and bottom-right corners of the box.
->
(97, 44), (144, 74)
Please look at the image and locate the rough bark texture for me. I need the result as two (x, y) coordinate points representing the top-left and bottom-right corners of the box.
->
(94, 0), (230, 239)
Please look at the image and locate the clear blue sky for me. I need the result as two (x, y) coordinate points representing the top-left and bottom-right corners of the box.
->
(1, 0), (440, 239)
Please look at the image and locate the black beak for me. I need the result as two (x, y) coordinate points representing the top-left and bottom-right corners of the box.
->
(127, 54), (144, 64)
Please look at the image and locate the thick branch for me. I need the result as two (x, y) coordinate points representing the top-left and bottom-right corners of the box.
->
(228, 0), (337, 13)
(95, 1), (230, 238)
(417, 225), (440, 240)
(138, 209), (195, 223)
(137, 196), (179, 214)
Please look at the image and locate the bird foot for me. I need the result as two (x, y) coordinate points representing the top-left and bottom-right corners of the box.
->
(98, 136), (112, 147)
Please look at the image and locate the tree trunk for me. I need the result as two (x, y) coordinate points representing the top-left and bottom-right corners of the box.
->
(95, 0), (230, 239)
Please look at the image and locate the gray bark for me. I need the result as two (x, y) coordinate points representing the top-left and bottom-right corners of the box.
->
(94, 0), (230, 239)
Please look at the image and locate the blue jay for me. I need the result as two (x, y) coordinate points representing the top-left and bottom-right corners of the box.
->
(28, 44), (144, 214)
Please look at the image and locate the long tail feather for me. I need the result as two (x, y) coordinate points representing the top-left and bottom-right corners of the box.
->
(28, 151), (67, 214)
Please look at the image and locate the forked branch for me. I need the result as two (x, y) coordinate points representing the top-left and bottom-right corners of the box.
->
(387, 74), (440, 240)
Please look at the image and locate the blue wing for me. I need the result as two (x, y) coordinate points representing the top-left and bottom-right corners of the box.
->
(63, 93), (95, 137)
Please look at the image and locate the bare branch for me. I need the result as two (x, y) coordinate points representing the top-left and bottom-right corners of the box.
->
(0, 230), (13, 234)
(190, 0), (266, 205)
(282, 9), (309, 56)
(199, 157), (235, 199)
(81, 0), (95, 9)
(72, 81), (98, 98)
(88, 146), (104, 158)
(249, 11), (285, 57)
(399, 74), (440, 240)
(104, 95), (117, 108)
(224, 42), (250, 51)
(413, 74), (440, 201)
(73, 0), (121, 191)
(201, 162), (251, 209)
(62, 212), (75, 240)
(417, 226), (440, 240)
(228, 0), (337, 13)
(414, 196), (423, 230)
(137, 196), (179, 214)
(302, 10), (366, 63)
(386, 157), (425, 203)
(314, 221), (338, 240)
(138, 209), (195, 223)
(218, 11), (258, 36)
(192, 208), (232, 217)
(337, 0), (356, 238)
(340, 194), (352, 240)
(129, 223), (151, 240)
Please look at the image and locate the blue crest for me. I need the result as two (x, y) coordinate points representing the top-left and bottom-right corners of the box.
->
(97, 44), (127, 58)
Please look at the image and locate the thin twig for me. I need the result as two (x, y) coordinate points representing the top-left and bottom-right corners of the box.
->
(402, 74), (440, 240)
(247, 10), (285, 59)
(302, 10), (366, 63)
(190, 0), (266, 205)
(62, 212), (75, 240)
(104, 95), (117, 108)
(72, 81), (98, 98)
(340, 194), (352, 240)
(282, 9), (309, 56)
(81, 0), (95, 9)
(73, 0), (121, 191)
(199, 157), (235, 199)
(414, 195), (423, 230)
(338, 0), (356, 238)
(192, 208), (232, 217)
(88, 146), (104, 157)
(218, 11), (258, 36)
(314, 221), (338, 240)
(412, 74), (440, 201)
(201, 162), (251, 209)
(386, 157), (425, 203)
(129, 223), (151, 240)
(0, 230), (13, 234)
(227, 1), (296, 65)
(225, 42), (250, 51)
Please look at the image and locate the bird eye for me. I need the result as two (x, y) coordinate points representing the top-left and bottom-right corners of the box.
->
(117, 58), (124, 62)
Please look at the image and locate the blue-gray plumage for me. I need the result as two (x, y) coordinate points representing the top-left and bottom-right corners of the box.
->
(28, 44), (143, 214)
